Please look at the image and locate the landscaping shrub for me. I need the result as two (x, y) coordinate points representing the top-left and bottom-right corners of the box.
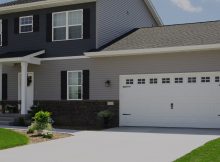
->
(97, 110), (114, 128)
(28, 111), (53, 135)
(42, 130), (53, 139)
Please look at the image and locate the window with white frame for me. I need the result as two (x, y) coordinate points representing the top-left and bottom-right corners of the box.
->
(19, 16), (33, 33)
(67, 71), (83, 100)
(52, 10), (83, 41)
(0, 19), (2, 46)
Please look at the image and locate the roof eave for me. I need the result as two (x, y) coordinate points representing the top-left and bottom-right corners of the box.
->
(84, 43), (220, 58)
(0, 0), (96, 15)
(144, 0), (163, 26)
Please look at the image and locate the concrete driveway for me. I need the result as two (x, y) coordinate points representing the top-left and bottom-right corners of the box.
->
(0, 127), (219, 162)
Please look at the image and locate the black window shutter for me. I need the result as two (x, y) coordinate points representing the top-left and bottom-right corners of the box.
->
(83, 70), (90, 100)
(61, 71), (67, 100)
(2, 19), (8, 46)
(14, 17), (19, 34)
(83, 9), (90, 39)
(33, 15), (40, 32)
(2, 74), (7, 100)
(46, 13), (52, 42)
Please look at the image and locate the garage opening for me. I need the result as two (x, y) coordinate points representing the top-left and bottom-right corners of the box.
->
(119, 72), (220, 128)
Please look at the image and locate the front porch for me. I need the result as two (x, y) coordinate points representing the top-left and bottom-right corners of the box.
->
(0, 50), (45, 115)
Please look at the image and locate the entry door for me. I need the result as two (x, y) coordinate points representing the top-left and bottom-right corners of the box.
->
(18, 72), (34, 111)
(120, 72), (220, 128)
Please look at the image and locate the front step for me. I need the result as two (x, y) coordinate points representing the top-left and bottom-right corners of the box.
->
(0, 117), (15, 122)
(0, 114), (22, 126)
(0, 121), (13, 126)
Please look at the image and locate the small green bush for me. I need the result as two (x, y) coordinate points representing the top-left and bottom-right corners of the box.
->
(97, 110), (114, 119)
(42, 130), (53, 139)
(97, 110), (114, 128)
(27, 127), (34, 134)
(28, 111), (53, 135)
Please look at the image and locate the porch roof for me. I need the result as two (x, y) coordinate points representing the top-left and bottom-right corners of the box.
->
(0, 50), (45, 65)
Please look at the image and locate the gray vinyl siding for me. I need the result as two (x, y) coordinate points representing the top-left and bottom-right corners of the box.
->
(3, 50), (220, 100)
(0, 2), (96, 58)
(96, 0), (158, 48)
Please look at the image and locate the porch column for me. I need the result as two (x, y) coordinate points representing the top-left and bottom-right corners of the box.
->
(21, 62), (28, 115)
(0, 63), (2, 101)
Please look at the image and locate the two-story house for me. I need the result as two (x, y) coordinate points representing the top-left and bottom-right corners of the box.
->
(0, 0), (220, 129)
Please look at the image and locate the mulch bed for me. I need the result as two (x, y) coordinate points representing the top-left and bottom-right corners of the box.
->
(14, 130), (73, 144)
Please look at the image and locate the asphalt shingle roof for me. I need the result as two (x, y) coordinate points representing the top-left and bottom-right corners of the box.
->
(103, 20), (220, 51)
(0, 0), (45, 7)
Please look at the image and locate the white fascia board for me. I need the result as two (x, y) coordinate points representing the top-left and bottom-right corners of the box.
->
(0, 57), (41, 65)
(0, 50), (43, 65)
(41, 55), (89, 61)
(144, 0), (163, 26)
(0, 0), (96, 15)
(25, 50), (45, 58)
(85, 43), (220, 58)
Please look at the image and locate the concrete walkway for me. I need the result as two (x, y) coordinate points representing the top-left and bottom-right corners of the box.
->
(0, 127), (219, 162)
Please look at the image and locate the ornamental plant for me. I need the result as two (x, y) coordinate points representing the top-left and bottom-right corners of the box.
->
(97, 110), (114, 128)
(28, 111), (53, 135)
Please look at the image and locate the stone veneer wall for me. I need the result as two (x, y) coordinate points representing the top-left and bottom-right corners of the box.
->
(34, 100), (119, 129)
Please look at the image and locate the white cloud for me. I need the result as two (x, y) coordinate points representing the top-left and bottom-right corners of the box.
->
(170, 0), (203, 13)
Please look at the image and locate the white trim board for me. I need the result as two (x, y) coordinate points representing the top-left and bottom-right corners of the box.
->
(144, 0), (163, 26)
(41, 56), (89, 61)
(85, 43), (220, 58)
(0, 0), (96, 15)
(0, 50), (45, 65)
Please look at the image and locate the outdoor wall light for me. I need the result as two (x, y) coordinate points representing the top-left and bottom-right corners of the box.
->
(105, 80), (111, 87)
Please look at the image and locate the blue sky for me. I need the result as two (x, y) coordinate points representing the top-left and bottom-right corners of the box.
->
(152, 0), (220, 25)
(0, 0), (219, 25)
(0, 0), (13, 3)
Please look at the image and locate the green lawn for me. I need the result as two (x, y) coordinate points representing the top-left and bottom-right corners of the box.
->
(0, 128), (29, 150)
(175, 138), (220, 162)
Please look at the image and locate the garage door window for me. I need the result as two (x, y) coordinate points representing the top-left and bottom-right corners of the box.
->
(150, 78), (157, 84)
(138, 79), (145, 84)
(175, 78), (183, 83)
(188, 77), (196, 83)
(201, 77), (210, 83)
(215, 77), (220, 82)
(162, 78), (170, 84)
(126, 79), (133, 85)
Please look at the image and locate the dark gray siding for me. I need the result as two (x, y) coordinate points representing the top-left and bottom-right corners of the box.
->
(0, 2), (96, 58)
(96, 0), (158, 48)
(3, 50), (220, 100)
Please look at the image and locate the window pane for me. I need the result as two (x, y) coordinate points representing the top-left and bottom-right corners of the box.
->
(53, 12), (66, 27)
(68, 10), (82, 25)
(69, 26), (82, 39)
(21, 25), (32, 32)
(68, 86), (82, 100)
(68, 72), (82, 85)
(53, 27), (66, 40)
(21, 17), (33, 25)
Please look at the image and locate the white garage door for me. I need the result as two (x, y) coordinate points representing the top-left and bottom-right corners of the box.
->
(120, 72), (220, 128)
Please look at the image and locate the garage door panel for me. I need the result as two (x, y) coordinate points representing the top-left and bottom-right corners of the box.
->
(120, 72), (220, 128)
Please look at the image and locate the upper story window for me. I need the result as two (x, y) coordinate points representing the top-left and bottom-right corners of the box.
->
(19, 16), (33, 33)
(52, 9), (83, 41)
(0, 19), (2, 46)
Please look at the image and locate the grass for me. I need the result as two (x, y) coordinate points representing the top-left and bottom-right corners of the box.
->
(0, 128), (29, 150)
(175, 138), (220, 162)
